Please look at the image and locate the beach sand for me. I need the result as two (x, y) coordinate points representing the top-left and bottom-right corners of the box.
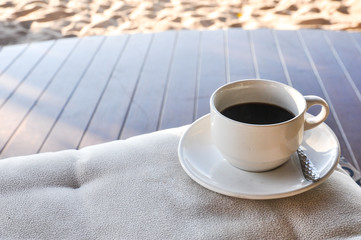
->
(1, 0), (361, 45)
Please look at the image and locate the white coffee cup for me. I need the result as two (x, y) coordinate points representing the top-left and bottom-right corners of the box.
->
(210, 79), (329, 172)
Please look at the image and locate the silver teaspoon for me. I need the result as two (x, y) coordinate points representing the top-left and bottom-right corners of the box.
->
(297, 147), (320, 182)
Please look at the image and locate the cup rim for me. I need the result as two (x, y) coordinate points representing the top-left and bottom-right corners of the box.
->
(210, 79), (306, 127)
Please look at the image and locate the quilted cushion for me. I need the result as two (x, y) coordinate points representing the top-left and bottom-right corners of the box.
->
(0, 126), (361, 239)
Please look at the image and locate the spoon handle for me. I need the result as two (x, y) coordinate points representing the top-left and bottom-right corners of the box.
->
(297, 147), (320, 182)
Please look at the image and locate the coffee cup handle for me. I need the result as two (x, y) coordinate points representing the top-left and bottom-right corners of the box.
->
(304, 95), (330, 131)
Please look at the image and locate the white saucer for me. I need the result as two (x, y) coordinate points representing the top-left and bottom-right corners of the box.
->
(178, 114), (340, 200)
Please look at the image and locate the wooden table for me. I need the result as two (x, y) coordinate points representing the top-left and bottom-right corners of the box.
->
(0, 28), (360, 171)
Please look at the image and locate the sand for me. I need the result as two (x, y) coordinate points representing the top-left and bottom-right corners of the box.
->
(1, 0), (361, 45)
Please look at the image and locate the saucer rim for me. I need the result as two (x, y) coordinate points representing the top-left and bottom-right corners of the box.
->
(178, 114), (340, 200)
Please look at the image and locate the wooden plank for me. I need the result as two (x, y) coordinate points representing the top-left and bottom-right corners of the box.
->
(227, 28), (257, 81)
(0, 43), (28, 74)
(158, 30), (200, 130)
(250, 29), (289, 84)
(299, 29), (361, 170)
(0, 41), (54, 108)
(326, 31), (361, 100)
(350, 32), (361, 54)
(195, 30), (227, 119)
(79, 33), (153, 147)
(274, 30), (353, 163)
(1, 36), (104, 157)
(0, 38), (79, 157)
(120, 31), (177, 139)
(324, 31), (361, 170)
(40, 35), (128, 152)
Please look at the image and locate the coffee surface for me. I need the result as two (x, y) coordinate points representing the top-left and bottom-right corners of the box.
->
(220, 102), (295, 124)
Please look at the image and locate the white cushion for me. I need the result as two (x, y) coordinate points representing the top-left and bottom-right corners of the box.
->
(1, 126), (361, 239)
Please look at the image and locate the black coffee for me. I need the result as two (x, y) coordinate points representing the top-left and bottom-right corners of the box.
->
(220, 102), (295, 124)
